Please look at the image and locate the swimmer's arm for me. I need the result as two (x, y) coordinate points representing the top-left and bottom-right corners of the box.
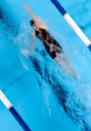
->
(31, 30), (36, 52)
(24, 5), (39, 21)
(24, 4), (48, 30)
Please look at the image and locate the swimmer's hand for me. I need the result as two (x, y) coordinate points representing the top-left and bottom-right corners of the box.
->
(24, 4), (30, 12)
(21, 49), (30, 57)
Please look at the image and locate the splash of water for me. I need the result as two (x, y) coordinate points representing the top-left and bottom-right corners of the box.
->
(13, 21), (91, 131)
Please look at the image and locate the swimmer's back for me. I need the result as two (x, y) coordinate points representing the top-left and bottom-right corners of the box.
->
(35, 28), (63, 58)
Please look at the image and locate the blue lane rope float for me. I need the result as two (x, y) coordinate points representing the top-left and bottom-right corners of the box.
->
(50, 0), (91, 51)
(0, 90), (31, 131)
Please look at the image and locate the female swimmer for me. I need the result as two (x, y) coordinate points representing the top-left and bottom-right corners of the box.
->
(24, 5), (78, 78)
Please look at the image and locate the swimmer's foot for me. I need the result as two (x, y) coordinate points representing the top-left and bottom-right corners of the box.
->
(70, 71), (80, 80)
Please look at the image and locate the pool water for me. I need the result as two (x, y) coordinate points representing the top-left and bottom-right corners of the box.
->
(0, 0), (91, 131)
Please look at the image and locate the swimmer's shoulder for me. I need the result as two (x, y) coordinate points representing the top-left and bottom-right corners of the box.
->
(35, 28), (49, 36)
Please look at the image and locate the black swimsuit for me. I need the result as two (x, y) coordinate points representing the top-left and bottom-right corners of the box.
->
(35, 28), (63, 59)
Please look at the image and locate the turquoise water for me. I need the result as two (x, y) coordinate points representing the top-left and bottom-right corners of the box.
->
(0, 0), (91, 131)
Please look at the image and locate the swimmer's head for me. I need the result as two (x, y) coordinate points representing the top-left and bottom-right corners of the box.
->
(30, 20), (35, 26)
(30, 20), (39, 30)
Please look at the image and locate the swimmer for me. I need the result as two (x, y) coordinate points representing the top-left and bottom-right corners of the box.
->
(24, 5), (78, 78)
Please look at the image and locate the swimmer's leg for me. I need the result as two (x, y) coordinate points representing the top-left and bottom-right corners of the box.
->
(59, 53), (78, 78)
(54, 56), (71, 75)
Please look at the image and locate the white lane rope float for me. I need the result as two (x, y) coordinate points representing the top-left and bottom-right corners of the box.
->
(0, 90), (31, 131)
(50, 0), (91, 50)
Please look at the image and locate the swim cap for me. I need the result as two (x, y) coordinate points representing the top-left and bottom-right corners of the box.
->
(30, 20), (35, 26)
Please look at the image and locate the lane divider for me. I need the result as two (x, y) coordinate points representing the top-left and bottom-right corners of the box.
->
(50, 0), (91, 50)
(0, 90), (31, 131)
